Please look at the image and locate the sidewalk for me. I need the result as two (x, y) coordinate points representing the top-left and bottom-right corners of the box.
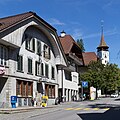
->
(0, 105), (58, 114)
(0, 102), (70, 114)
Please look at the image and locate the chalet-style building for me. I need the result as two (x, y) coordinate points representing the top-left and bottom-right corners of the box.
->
(59, 31), (83, 102)
(0, 12), (67, 108)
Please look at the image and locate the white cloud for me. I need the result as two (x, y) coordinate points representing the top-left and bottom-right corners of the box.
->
(48, 18), (65, 26)
(102, 0), (113, 10)
(72, 28), (83, 40)
(83, 27), (118, 39)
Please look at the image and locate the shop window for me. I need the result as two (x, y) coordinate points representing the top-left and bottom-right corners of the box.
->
(16, 80), (22, 95)
(22, 81), (27, 96)
(28, 58), (32, 74)
(17, 55), (23, 72)
(28, 82), (33, 96)
(16, 80), (33, 97)
(45, 84), (55, 98)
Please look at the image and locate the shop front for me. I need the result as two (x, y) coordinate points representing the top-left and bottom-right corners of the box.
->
(16, 80), (33, 107)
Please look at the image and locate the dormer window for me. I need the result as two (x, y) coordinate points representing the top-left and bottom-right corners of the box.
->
(43, 44), (51, 59)
(25, 34), (35, 52)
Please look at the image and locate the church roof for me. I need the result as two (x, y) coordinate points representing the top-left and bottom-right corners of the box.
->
(97, 34), (109, 49)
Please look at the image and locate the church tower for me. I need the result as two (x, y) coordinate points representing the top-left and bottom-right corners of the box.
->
(97, 21), (109, 65)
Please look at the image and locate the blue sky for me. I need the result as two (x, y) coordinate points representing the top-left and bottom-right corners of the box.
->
(0, 0), (120, 67)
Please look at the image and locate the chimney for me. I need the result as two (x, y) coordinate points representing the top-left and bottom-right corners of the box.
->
(60, 30), (66, 37)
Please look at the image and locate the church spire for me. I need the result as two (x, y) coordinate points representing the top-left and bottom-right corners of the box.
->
(97, 20), (109, 65)
(97, 20), (109, 50)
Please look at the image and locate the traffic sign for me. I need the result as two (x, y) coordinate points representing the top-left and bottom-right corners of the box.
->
(82, 81), (88, 87)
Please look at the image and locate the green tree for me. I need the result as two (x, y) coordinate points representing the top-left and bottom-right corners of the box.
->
(102, 64), (120, 94)
(80, 61), (120, 98)
(77, 38), (85, 52)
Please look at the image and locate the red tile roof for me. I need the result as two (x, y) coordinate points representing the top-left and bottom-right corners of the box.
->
(82, 52), (97, 66)
(0, 11), (56, 32)
(59, 35), (81, 54)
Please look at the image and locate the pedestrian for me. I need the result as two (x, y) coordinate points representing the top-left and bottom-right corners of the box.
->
(31, 97), (34, 106)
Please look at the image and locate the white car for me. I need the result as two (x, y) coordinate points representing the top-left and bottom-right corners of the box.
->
(111, 93), (119, 98)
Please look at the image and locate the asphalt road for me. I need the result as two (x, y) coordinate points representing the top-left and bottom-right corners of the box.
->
(1, 97), (120, 120)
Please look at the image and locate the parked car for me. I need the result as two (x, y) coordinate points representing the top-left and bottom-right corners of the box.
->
(110, 93), (119, 98)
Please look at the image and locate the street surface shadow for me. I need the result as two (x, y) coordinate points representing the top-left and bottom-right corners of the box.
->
(114, 98), (120, 101)
(88, 103), (120, 108)
(77, 107), (120, 120)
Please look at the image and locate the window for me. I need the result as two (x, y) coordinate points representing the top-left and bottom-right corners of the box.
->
(35, 62), (44, 76)
(35, 61), (40, 76)
(16, 80), (33, 97)
(43, 44), (51, 59)
(28, 82), (33, 96)
(45, 84), (55, 98)
(65, 71), (72, 81)
(17, 55), (23, 72)
(28, 58), (32, 74)
(41, 63), (44, 76)
(16, 80), (22, 95)
(0, 45), (8, 66)
(37, 41), (41, 55)
(45, 64), (49, 78)
(51, 66), (55, 79)
(22, 81), (27, 96)
(25, 34), (35, 52)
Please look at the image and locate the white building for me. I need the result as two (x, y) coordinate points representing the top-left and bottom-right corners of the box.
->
(0, 12), (67, 108)
(59, 31), (83, 102)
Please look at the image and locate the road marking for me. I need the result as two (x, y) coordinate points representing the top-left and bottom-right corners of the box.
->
(65, 108), (74, 110)
(74, 108), (82, 110)
(103, 108), (110, 110)
(93, 108), (99, 110)
(64, 107), (110, 111)
(83, 108), (91, 110)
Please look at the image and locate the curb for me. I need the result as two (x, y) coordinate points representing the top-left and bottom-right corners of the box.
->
(0, 105), (58, 114)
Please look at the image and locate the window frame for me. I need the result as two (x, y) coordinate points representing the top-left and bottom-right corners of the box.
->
(17, 54), (23, 72)
(28, 58), (33, 74)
